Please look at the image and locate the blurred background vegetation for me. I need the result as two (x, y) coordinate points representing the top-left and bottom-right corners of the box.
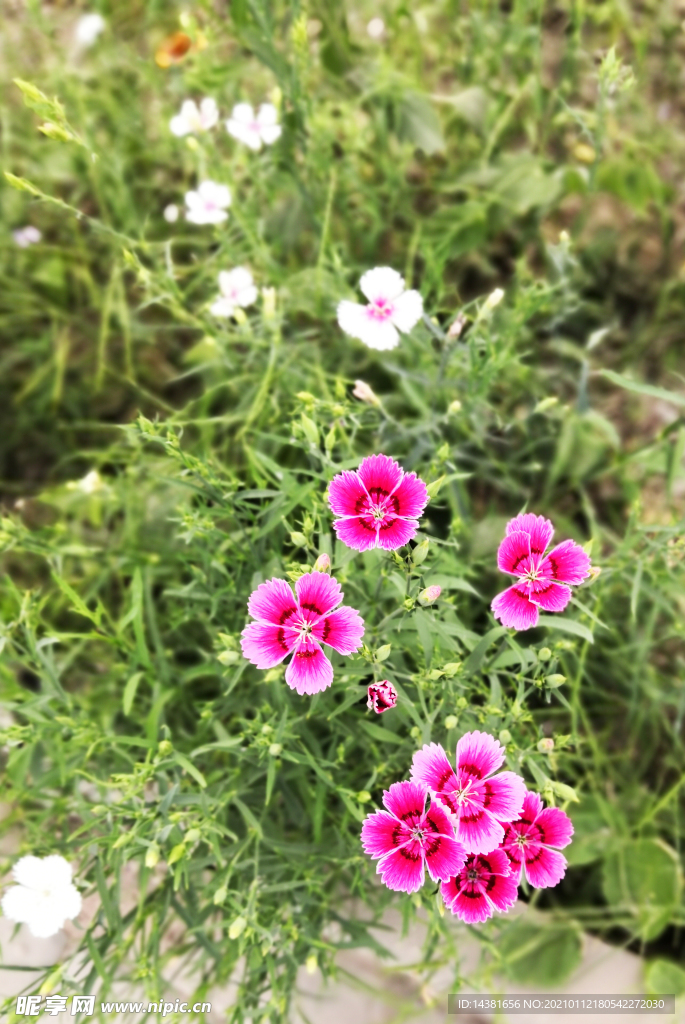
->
(2, 0), (685, 1019)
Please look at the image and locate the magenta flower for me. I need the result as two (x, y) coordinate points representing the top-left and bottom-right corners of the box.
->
(441, 849), (518, 923)
(240, 572), (364, 696)
(360, 781), (466, 894)
(491, 513), (591, 631)
(328, 454), (429, 552)
(500, 790), (573, 888)
(367, 680), (397, 714)
(411, 731), (526, 854)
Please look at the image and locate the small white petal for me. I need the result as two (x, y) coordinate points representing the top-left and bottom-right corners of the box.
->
(197, 181), (231, 208)
(230, 102), (256, 126)
(226, 119), (262, 150)
(391, 289), (423, 332)
(220, 266), (254, 294)
(237, 286), (258, 308)
(2, 884), (42, 924)
(337, 300), (400, 350)
(210, 298), (236, 318)
(367, 17), (385, 39)
(259, 124), (282, 146)
(163, 204), (179, 223)
(75, 13), (106, 46)
(359, 266), (405, 304)
(257, 103), (278, 127)
(199, 98), (219, 130)
(169, 115), (190, 137)
(23, 226), (42, 244)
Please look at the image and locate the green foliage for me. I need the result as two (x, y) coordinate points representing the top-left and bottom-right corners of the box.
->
(2, 0), (685, 1019)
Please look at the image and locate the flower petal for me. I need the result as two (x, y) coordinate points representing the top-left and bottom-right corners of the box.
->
(199, 97), (219, 128)
(198, 181), (231, 208)
(1, 884), (42, 924)
(260, 124), (282, 145)
(312, 605), (365, 655)
(535, 807), (574, 849)
(247, 578), (298, 626)
(360, 809), (408, 859)
(390, 288), (423, 332)
(332, 515), (379, 551)
(170, 114), (190, 136)
(392, 471), (429, 519)
(539, 539), (591, 586)
(375, 845), (425, 893)
(295, 571), (342, 619)
(230, 102), (256, 125)
(411, 743), (458, 796)
(475, 771), (526, 822)
(328, 470), (367, 518)
(497, 530), (533, 576)
(505, 513), (554, 556)
(226, 119), (261, 149)
(528, 580), (572, 613)
(359, 267), (406, 304)
(382, 780), (427, 824)
(443, 878), (493, 923)
(456, 730), (505, 780)
(523, 845), (568, 889)
(455, 807), (505, 855)
(337, 301), (400, 350)
(491, 584), (539, 630)
(357, 454), (403, 500)
(285, 639), (333, 694)
(376, 516), (418, 550)
(241, 622), (297, 668)
(257, 103), (279, 127)
(424, 834), (467, 883)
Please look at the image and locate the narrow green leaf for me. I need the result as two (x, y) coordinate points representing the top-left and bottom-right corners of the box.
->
(537, 615), (594, 644)
(122, 672), (143, 716)
(174, 752), (207, 788)
(598, 369), (685, 409)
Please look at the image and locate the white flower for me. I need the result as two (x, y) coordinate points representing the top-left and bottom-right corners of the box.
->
(185, 181), (231, 225)
(210, 267), (258, 318)
(12, 226), (42, 248)
(1, 855), (82, 939)
(367, 17), (385, 39)
(226, 103), (281, 151)
(74, 13), (106, 47)
(337, 267), (423, 351)
(163, 203), (179, 223)
(169, 98), (219, 137)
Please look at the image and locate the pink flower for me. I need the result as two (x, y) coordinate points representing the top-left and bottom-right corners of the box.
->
(411, 731), (526, 854)
(500, 790), (573, 888)
(491, 513), (591, 631)
(226, 102), (281, 150)
(240, 572), (364, 696)
(185, 181), (231, 225)
(328, 454), (429, 552)
(360, 781), (466, 893)
(367, 680), (397, 714)
(441, 849), (518, 923)
(337, 267), (423, 351)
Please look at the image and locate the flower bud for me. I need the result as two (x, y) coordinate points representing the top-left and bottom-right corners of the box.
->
(537, 737), (555, 753)
(499, 729), (512, 746)
(268, 743), (282, 757)
(447, 400), (462, 415)
(352, 380), (381, 406)
(213, 886), (227, 905)
(357, 790), (371, 803)
(218, 649), (239, 665)
(185, 828), (201, 844)
(545, 674), (566, 688)
(412, 539), (430, 565)
(290, 531), (307, 547)
(375, 644), (392, 662)
(306, 954), (318, 975)
(538, 647), (552, 662)
(262, 286), (277, 320)
(314, 552), (331, 572)
(145, 844), (160, 868)
(447, 313), (466, 338)
(158, 740), (173, 757)
(482, 287), (505, 313)
(444, 715), (457, 730)
(418, 585), (441, 606)
(443, 662), (462, 678)
(229, 915), (247, 940)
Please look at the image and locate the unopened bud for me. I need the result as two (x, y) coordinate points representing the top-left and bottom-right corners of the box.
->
(444, 715), (457, 730)
(447, 400), (462, 415)
(375, 644), (392, 662)
(314, 552), (331, 572)
(262, 286), (277, 320)
(482, 287), (505, 313)
(538, 647), (552, 661)
(268, 743), (282, 757)
(218, 649), (239, 665)
(498, 729), (512, 746)
(352, 380), (380, 406)
(537, 737), (555, 753)
(357, 790), (371, 803)
(545, 674), (566, 688)
(213, 886), (227, 905)
(229, 915), (247, 940)
(418, 585), (441, 606)
(447, 313), (466, 338)
(184, 828), (201, 844)
(306, 954), (318, 975)
(443, 662), (462, 678)
(145, 844), (160, 868)
(412, 539), (430, 565)
(290, 531), (307, 547)
(157, 740), (173, 757)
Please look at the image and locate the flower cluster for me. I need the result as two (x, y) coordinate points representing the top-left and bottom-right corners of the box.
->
(361, 731), (573, 922)
(169, 98), (281, 149)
